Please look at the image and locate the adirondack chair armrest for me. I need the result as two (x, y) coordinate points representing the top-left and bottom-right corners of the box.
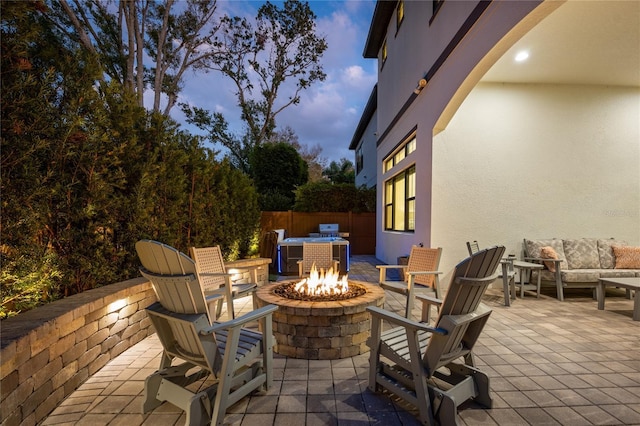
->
(442, 304), (491, 327)
(416, 294), (442, 305)
(416, 294), (442, 322)
(367, 306), (447, 335)
(204, 293), (225, 302)
(204, 304), (279, 334)
(376, 264), (408, 282)
(376, 264), (408, 271)
(524, 257), (564, 267)
(438, 303), (492, 351)
(454, 273), (500, 285)
(407, 270), (442, 276)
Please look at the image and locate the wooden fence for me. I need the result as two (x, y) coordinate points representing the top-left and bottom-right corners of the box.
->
(260, 211), (376, 255)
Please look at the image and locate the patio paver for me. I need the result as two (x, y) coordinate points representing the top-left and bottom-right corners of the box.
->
(42, 255), (640, 425)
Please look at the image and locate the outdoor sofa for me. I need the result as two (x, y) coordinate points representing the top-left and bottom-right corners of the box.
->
(523, 238), (640, 301)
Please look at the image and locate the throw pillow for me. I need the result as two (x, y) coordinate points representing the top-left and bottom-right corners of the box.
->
(540, 246), (559, 272)
(612, 246), (640, 269)
(598, 239), (627, 269)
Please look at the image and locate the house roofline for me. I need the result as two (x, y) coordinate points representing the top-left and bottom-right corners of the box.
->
(349, 85), (378, 150)
(363, 1), (398, 58)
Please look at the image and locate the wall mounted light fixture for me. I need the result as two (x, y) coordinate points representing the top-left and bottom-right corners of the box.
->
(413, 78), (427, 95)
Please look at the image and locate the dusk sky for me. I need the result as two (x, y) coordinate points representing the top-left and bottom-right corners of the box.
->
(174, 0), (378, 166)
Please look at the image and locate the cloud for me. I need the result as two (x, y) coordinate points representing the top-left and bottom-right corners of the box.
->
(172, 0), (377, 164)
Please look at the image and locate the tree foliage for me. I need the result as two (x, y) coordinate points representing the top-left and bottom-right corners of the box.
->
(269, 126), (326, 181)
(1, 1), (259, 318)
(52, 0), (222, 114)
(183, 0), (327, 173)
(250, 142), (308, 211)
(294, 182), (376, 213)
(323, 158), (355, 184)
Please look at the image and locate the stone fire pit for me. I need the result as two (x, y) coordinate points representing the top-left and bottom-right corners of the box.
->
(255, 280), (385, 359)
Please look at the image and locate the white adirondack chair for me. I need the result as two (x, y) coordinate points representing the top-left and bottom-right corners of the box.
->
(367, 245), (505, 426)
(135, 240), (278, 426)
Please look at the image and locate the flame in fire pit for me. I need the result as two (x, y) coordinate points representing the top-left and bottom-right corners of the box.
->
(294, 263), (349, 297)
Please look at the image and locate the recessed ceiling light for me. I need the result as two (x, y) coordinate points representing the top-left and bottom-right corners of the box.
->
(515, 51), (529, 62)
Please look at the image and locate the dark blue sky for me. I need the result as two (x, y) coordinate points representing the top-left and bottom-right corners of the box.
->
(174, 0), (377, 165)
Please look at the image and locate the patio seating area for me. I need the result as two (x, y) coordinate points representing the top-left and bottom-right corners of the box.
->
(42, 255), (640, 426)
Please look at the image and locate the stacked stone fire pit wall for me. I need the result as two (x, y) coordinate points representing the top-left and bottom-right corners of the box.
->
(256, 281), (385, 359)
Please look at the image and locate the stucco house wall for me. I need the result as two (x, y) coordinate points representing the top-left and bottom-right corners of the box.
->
(354, 106), (378, 189)
(431, 82), (640, 280)
(374, 0), (544, 263)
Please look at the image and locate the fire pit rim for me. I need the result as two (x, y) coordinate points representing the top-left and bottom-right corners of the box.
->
(256, 280), (385, 314)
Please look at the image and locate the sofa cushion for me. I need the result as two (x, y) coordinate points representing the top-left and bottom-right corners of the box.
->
(597, 239), (627, 269)
(613, 245), (640, 269)
(599, 269), (638, 279)
(560, 269), (600, 283)
(563, 239), (600, 269)
(533, 269), (557, 282)
(524, 239), (568, 270)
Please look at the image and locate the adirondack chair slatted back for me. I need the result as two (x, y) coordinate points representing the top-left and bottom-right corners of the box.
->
(139, 270), (210, 316)
(406, 246), (441, 287)
(189, 246), (228, 293)
(300, 242), (335, 274)
(136, 240), (213, 320)
(135, 239), (196, 275)
(439, 245), (505, 316)
(424, 245), (504, 370)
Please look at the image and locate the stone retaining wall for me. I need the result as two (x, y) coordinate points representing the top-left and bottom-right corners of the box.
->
(0, 257), (271, 426)
(0, 278), (156, 426)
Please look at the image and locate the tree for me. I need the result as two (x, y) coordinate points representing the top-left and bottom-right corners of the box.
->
(183, 0), (327, 173)
(1, 0), (261, 316)
(52, 0), (222, 114)
(268, 126), (326, 181)
(293, 182), (376, 213)
(250, 142), (308, 211)
(323, 158), (355, 184)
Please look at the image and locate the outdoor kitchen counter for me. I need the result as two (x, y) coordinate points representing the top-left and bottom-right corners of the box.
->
(277, 237), (350, 275)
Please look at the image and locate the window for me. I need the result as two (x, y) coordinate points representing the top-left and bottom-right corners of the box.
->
(384, 134), (416, 172)
(396, 1), (405, 29)
(433, 0), (444, 16)
(385, 165), (415, 232)
(356, 146), (363, 174)
(381, 39), (387, 66)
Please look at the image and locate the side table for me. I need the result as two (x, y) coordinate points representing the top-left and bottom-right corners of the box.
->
(500, 259), (544, 306)
(513, 260), (544, 298)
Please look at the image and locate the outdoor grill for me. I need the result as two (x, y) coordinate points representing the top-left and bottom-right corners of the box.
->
(315, 223), (349, 238)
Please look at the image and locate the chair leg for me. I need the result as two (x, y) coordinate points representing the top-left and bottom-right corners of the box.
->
(367, 317), (382, 392)
(142, 373), (164, 413)
(216, 298), (224, 319)
(433, 391), (460, 426)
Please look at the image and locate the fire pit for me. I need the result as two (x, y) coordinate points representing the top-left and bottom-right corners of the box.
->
(255, 267), (385, 359)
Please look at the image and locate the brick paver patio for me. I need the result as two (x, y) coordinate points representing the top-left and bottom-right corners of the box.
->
(42, 255), (640, 425)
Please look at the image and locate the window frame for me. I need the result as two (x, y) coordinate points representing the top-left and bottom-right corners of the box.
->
(431, 0), (444, 24)
(381, 38), (388, 68)
(384, 164), (416, 232)
(396, 1), (405, 31)
(355, 146), (363, 174)
(384, 134), (416, 173)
